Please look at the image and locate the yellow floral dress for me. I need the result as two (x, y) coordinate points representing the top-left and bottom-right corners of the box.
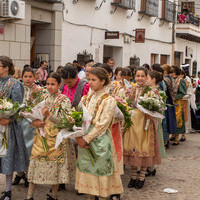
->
(104, 82), (125, 175)
(75, 89), (124, 198)
(28, 92), (76, 185)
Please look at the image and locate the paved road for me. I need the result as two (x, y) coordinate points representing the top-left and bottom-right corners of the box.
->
(0, 133), (200, 200)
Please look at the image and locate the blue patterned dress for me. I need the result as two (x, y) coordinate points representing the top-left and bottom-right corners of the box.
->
(0, 76), (29, 175)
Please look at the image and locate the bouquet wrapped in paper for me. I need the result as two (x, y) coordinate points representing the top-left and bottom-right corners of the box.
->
(20, 100), (48, 152)
(0, 97), (20, 157)
(55, 104), (103, 165)
(20, 88), (47, 114)
(55, 104), (92, 148)
(137, 86), (167, 131)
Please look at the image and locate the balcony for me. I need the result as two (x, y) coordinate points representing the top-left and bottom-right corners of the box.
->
(176, 14), (200, 43)
(111, 0), (136, 10)
(161, 0), (176, 22)
(140, 0), (159, 17)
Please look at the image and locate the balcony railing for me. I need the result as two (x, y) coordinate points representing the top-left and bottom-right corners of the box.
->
(42, 0), (62, 3)
(140, 0), (159, 17)
(161, 0), (176, 22)
(177, 12), (200, 27)
(111, 0), (136, 10)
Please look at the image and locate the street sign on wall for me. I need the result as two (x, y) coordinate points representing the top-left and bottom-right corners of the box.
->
(105, 31), (120, 39)
(135, 29), (145, 43)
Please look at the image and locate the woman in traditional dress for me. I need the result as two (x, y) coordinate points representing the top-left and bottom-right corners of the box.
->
(26, 72), (76, 200)
(124, 67), (161, 189)
(75, 67), (123, 200)
(162, 64), (177, 148)
(170, 66), (187, 145)
(180, 70), (193, 138)
(12, 68), (42, 187)
(0, 56), (29, 200)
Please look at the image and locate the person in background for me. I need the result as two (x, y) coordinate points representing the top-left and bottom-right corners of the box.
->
(72, 60), (79, 68)
(127, 65), (137, 82)
(180, 69), (193, 138)
(170, 66), (187, 145)
(61, 64), (89, 108)
(85, 62), (94, 80)
(56, 66), (63, 75)
(162, 64), (177, 148)
(13, 66), (22, 82)
(23, 64), (30, 70)
(78, 63), (86, 79)
(107, 58), (115, 70)
(37, 61), (48, 86)
(34, 70), (41, 86)
(114, 67), (122, 81)
(143, 63), (150, 72)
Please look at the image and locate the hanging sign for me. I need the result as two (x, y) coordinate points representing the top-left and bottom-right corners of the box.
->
(105, 31), (120, 39)
(135, 29), (145, 43)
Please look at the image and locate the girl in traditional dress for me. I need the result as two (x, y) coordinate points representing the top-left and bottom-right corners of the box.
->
(124, 67), (161, 189)
(162, 64), (177, 148)
(147, 71), (166, 158)
(12, 68), (41, 187)
(75, 67), (123, 200)
(170, 66), (187, 145)
(0, 56), (29, 200)
(26, 72), (76, 200)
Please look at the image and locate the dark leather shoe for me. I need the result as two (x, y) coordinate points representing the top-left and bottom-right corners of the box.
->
(58, 184), (65, 191)
(24, 198), (34, 200)
(0, 191), (11, 200)
(47, 194), (57, 200)
(164, 141), (169, 149)
(179, 137), (186, 142)
(128, 178), (136, 188)
(23, 175), (29, 187)
(170, 137), (175, 141)
(145, 169), (156, 177)
(135, 179), (145, 189)
(12, 174), (24, 185)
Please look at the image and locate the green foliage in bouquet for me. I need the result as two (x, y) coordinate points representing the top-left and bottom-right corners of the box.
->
(54, 108), (83, 131)
(0, 97), (20, 114)
(117, 101), (133, 134)
(20, 89), (46, 113)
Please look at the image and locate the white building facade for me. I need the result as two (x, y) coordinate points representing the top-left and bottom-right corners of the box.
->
(61, 0), (175, 68)
(1, 0), (200, 76)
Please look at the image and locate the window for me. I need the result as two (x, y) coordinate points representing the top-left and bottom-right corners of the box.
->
(140, 0), (159, 17)
(162, 0), (176, 22)
(111, 0), (136, 10)
(181, 1), (195, 14)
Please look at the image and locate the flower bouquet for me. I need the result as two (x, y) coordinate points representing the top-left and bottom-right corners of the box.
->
(54, 104), (99, 165)
(20, 89), (47, 114)
(137, 86), (167, 130)
(115, 96), (133, 134)
(20, 100), (48, 152)
(0, 97), (20, 157)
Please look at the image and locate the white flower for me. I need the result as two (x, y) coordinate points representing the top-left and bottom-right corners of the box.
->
(3, 102), (13, 110)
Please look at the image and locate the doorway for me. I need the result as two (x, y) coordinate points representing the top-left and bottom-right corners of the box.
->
(103, 45), (123, 68)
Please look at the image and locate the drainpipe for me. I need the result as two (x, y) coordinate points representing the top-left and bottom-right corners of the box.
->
(171, 0), (177, 65)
